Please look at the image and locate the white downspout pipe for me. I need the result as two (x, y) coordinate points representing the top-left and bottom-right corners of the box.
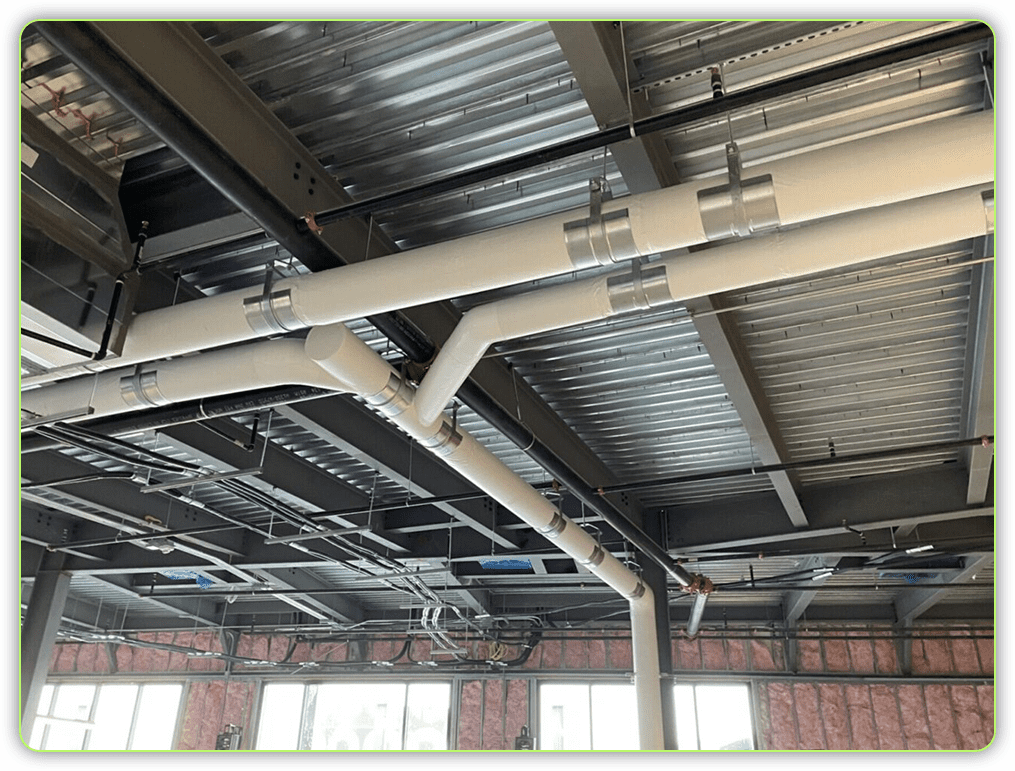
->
(414, 184), (994, 424)
(20, 338), (352, 424)
(23, 110), (993, 387)
(304, 323), (665, 749)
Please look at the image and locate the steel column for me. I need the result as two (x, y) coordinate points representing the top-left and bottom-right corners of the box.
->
(20, 552), (71, 739)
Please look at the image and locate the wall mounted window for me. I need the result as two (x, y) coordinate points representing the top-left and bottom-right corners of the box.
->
(255, 681), (451, 750)
(538, 681), (754, 750)
(28, 682), (184, 751)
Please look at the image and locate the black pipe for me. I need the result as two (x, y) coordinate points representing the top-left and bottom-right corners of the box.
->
(32, 21), (691, 590)
(19, 328), (94, 359)
(94, 221), (148, 361)
(308, 23), (990, 226)
(600, 435), (995, 495)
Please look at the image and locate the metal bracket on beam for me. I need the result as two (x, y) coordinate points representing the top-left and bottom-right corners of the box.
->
(563, 178), (640, 269)
(242, 264), (304, 336)
(697, 142), (780, 240)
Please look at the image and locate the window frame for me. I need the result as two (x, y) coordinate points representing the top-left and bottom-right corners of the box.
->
(29, 680), (186, 751)
(537, 678), (757, 751)
(253, 679), (454, 751)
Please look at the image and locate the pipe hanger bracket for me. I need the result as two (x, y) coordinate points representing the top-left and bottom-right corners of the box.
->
(564, 177), (640, 270)
(697, 142), (781, 240)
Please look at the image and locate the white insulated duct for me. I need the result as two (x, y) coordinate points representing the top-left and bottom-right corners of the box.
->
(304, 323), (666, 750)
(414, 185), (994, 423)
(22, 109), (993, 387)
(20, 338), (353, 424)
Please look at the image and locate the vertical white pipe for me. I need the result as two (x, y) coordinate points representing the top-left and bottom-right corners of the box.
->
(305, 323), (666, 749)
(413, 185), (993, 423)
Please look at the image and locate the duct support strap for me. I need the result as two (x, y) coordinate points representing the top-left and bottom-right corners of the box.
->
(606, 265), (673, 314)
(697, 142), (781, 240)
(119, 367), (171, 409)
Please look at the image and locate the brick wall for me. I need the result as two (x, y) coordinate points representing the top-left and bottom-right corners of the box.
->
(45, 625), (993, 751)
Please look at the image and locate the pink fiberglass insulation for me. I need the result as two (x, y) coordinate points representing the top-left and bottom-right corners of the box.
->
(726, 639), (748, 671)
(766, 682), (798, 750)
(917, 638), (955, 674)
(457, 679), (483, 750)
(896, 684), (932, 749)
(975, 637), (993, 674)
(977, 685), (995, 745)
(562, 638), (587, 669)
(846, 632), (876, 673)
(924, 684), (959, 749)
(481, 679), (504, 750)
(872, 638), (898, 674)
(73, 641), (99, 673)
(844, 685), (878, 749)
(675, 637), (701, 670)
(607, 635), (632, 670)
(951, 684), (988, 750)
(587, 637), (606, 669)
(540, 638), (563, 669)
(823, 638), (850, 672)
(798, 636), (823, 672)
(948, 631), (981, 675)
(817, 684), (850, 750)
(869, 685), (906, 750)
(700, 638), (727, 670)
(504, 680), (528, 746)
(749, 639), (779, 671)
(792, 683), (825, 750)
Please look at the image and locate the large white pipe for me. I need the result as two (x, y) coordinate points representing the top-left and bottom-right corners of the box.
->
(20, 338), (352, 425)
(414, 184), (994, 423)
(304, 323), (666, 749)
(23, 110), (993, 388)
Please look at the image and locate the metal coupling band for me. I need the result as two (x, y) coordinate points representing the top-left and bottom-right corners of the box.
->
(626, 582), (646, 600)
(580, 544), (606, 569)
(697, 143), (780, 240)
(420, 419), (463, 457)
(119, 368), (170, 409)
(983, 190), (994, 235)
(537, 511), (567, 539)
(607, 265), (672, 314)
(243, 287), (304, 336)
(365, 372), (414, 418)
(564, 209), (640, 270)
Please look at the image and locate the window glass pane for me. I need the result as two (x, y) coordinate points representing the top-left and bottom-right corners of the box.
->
(37, 684), (55, 716)
(309, 683), (405, 750)
(130, 684), (182, 749)
(672, 684), (699, 750)
(539, 684), (591, 751)
(89, 684), (138, 750)
(51, 684), (95, 721)
(256, 683), (304, 750)
(693, 684), (754, 750)
(42, 723), (87, 750)
(404, 682), (450, 750)
(590, 684), (637, 750)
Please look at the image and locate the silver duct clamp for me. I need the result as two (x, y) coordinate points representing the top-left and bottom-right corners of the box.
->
(365, 370), (414, 418)
(697, 142), (780, 240)
(420, 415), (463, 457)
(120, 364), (171, 409)
(579, 543), (607, 569)
(607, 262), (672, 314)
(563, 178), (640, 269)
(537, 511), (568, 539)
(243, 264), (304, 336)
(983, 190), (994, 235)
